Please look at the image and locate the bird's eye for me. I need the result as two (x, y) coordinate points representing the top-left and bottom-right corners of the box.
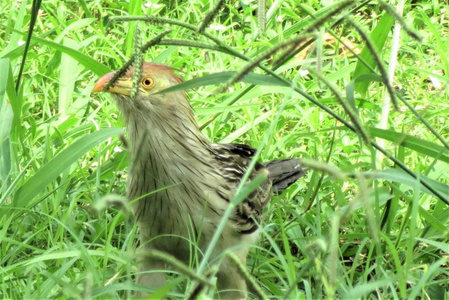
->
(141, 77), (154, 89)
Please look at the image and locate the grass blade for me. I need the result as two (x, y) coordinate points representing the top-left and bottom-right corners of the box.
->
(8, 128), (123, 214)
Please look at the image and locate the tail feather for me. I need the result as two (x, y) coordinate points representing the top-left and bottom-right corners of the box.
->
(262, 158), (307, 194)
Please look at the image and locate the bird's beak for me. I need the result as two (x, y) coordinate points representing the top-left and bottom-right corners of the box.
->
(93, 72), (132, 96)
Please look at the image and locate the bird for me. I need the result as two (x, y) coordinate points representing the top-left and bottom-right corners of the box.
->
(93, 62), (307, 299)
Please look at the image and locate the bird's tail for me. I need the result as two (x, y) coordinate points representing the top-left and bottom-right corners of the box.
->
(262, 158), (307, 194)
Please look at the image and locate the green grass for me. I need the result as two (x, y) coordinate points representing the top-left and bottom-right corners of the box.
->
(1, 0), (448, 299)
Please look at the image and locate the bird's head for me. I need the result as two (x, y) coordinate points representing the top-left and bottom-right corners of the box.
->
(93, 62), (190, 119)
(93, 62), (204, 145)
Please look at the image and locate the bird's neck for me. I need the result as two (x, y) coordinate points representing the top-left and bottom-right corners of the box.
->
(125, 104), (213, 177)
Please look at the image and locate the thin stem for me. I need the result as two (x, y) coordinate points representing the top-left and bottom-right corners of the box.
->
(307, 68), (370, 143)
(397, 93), (449, 150)
(158, 39), (234, 55)
(198, 0), (226, 33)
(130, 24), (142, 99)
(377, 0), (404, 162)
(16, 0), (42, 92)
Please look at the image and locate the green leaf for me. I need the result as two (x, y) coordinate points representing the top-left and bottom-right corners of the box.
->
(415, 238), (449, 254)
(424, 283), (447, 300)
(220, 111), (272, 143)
(343, 278), (396, 299)
(364, 169), (449, 199)
(0, 59), (13, 184)
(157, 71), (289, 95)
(417, 208), (448, 234)
(124, 277), (184, 299)
(353, 13), (395, 95)
(9, 128), (123, 213)
(368, 127), (449, 163)
(6, 27), (110, 76)
(58, 38), (79, 114)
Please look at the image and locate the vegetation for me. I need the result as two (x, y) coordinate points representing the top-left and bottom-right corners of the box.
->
(1, 0), (448, 298)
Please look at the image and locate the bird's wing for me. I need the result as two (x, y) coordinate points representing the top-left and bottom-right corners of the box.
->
(212, 143), (307, 193)
(262, 159), (307, 194)
(211, 143), (307, 234)
(214, 143), (257, 158)
(211, 143), (271, 234)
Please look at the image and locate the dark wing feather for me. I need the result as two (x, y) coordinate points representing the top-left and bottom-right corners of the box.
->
(263, 158), (307, 194)
(217, 143), (257, 158)
(211, 143), (307, 234)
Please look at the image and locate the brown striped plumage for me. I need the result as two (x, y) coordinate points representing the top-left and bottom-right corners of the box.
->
(93, 62), (307, 298)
